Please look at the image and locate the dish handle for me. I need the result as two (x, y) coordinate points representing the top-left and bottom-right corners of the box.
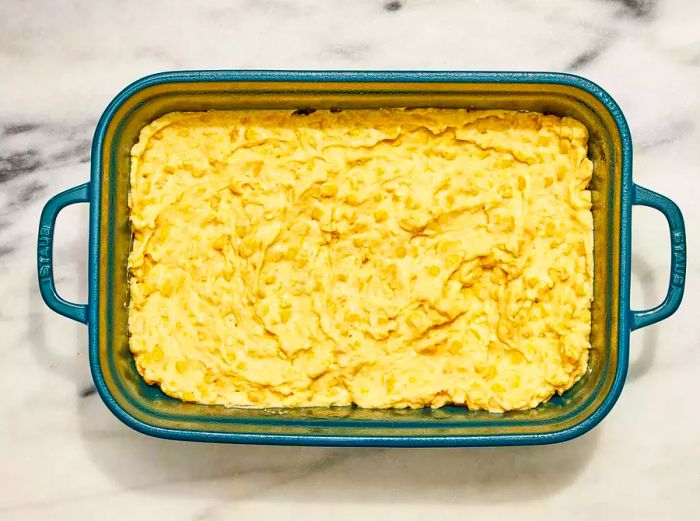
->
(37, 183), (90, 324)
(630, 184), (686, 330)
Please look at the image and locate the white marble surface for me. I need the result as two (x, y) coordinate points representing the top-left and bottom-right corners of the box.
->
(1, 0), (699, 518)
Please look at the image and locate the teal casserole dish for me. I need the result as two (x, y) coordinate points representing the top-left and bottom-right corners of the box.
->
(37, 71), (686, 446)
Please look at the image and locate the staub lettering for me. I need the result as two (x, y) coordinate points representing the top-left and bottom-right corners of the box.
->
(670, 230), (686, 287)
(38, 225), (52, 279)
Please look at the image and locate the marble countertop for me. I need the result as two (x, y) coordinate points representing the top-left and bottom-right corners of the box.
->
(1, 0), (699, 519)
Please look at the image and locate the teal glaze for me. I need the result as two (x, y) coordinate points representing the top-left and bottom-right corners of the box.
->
(38, 71), (687, 446)
(630, 185), (686, 330)
(37, 182), (90, 324)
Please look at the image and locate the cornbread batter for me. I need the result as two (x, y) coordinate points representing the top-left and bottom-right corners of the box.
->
(128, 108), (593, 412)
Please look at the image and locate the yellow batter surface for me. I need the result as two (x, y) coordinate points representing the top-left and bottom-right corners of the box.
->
(128, 108), (593, 412)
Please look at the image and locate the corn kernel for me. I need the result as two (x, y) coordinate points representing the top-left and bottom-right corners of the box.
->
(236, 222), (249, 238)
(373, 193), (383, 202)
(481, 255), (496, 268)
(499, 185), (513, 199)
(491, 266), (506, 284)
(239, 237), (256, 258)
(557, 164), (568, 181)
(280, 309), (292, 323)
(151, 346), (164, 362)
(267, 248), (283, 262)
(176, 360), (188, 374)
(320, 183), (338, 197)
(279, 299), (291, 309)
(311, 206), (323, 220)
(351, 221), (368, 233)
(352, 237), (365, 248)
(438, 241), (455, 254)
(212, 236), (226, 251)
(247, 390), (264, 403)
(346, 193), (361, 206)
(427, 265), (440, 277)
(182, 391), (196, 402)
(374, 209), (388, 222)
(346, 312), (361, 322)
(509, 350), (525, 365)
(395, 246), (407, 258)
(446, 254), (460, 267)
(491, 383), (506, 393)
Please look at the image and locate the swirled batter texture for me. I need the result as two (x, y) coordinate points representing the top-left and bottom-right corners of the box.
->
(128, 109), (593, 412)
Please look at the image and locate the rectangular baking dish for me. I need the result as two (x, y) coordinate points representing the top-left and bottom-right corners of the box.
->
(37, 71), (686, 446)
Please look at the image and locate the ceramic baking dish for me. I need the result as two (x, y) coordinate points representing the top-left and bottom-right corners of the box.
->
(37, 71), (686, 446)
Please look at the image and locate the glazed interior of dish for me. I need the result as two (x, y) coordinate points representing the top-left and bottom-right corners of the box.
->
(127, 108), (593, 412)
